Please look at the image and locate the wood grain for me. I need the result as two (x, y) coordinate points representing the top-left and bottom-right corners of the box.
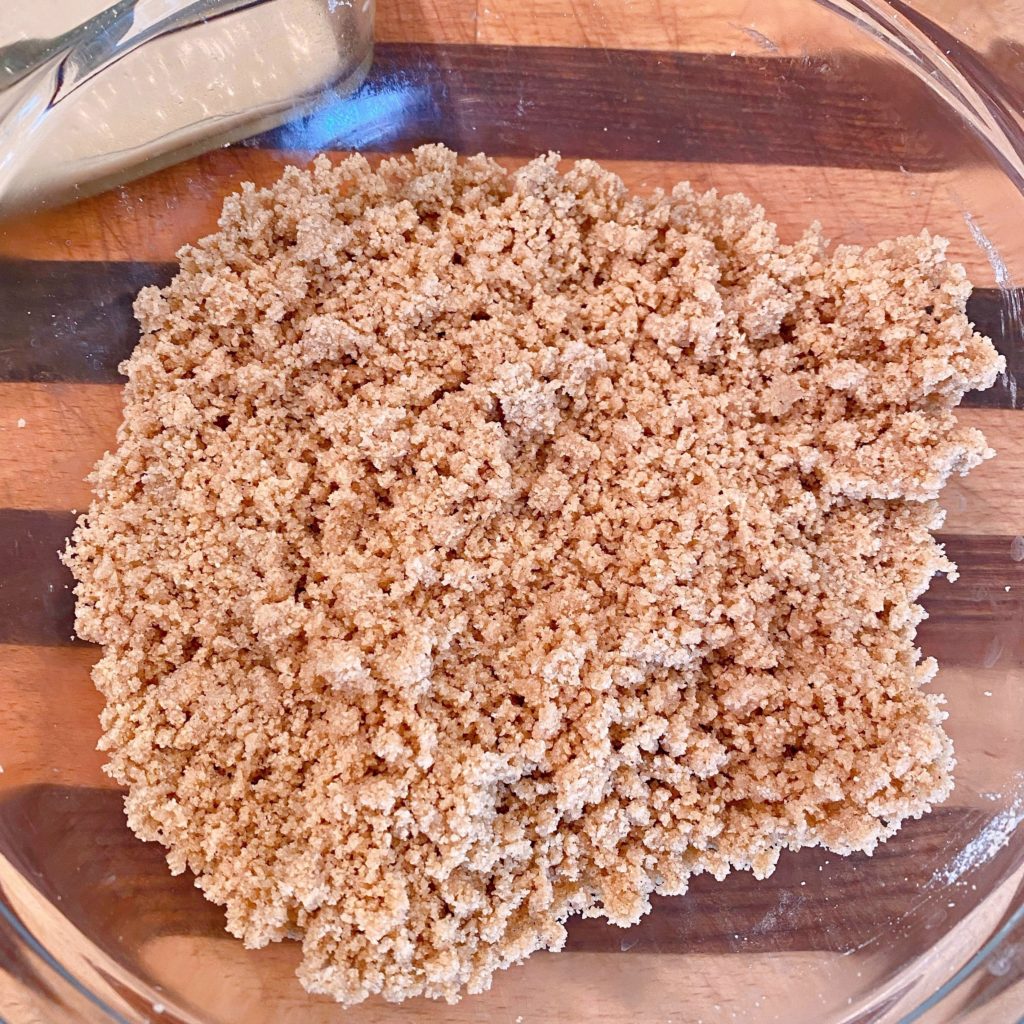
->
(941, 410), (1024, 535)
(124, 937), (1016, 1024)
(918, 534), (1024, 671)
(0, 780), (1012, 963)
(3, 154), (1021, 283)
(0, 510), (81, 646)
(0, 261), (176, 383)
(1, 637), (1015, 809)
(0, 645), (107, 788)
(376, 0), (478, 44)
(370, 0), (1024, 61)
(240, 43), (985, 172)
(2, 505), (1022, 661)
(0, 258), (1018, 404)
(1, 385), (1019, 525)
(374, 0), (850, 53)
(471, 0), (851, 54)
(939, 666), (1024, 803)
(0, 384), (123, 511)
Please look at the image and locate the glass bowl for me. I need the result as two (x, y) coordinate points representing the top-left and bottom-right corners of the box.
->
(2, 1), (1023, 1021)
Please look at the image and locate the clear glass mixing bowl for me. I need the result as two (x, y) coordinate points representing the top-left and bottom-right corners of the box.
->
(1, 1), (1023, 1021)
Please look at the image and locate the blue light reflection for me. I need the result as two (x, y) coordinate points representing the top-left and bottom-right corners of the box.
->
(271, 74), (435, 152)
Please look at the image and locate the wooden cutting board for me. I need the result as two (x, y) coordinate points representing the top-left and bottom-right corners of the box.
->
(0, 1), (1022, 1017)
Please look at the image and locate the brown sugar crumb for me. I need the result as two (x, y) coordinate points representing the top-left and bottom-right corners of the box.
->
(65, 145), (1003, 1005)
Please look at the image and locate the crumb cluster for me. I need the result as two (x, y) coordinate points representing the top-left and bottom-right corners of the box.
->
(66, 145), (1003, 1004)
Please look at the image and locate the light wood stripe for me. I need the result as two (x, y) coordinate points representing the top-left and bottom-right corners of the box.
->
(376, 0), (478, 44)
(375, 0), (1024, 61)
(0, 154), (1019, 282)
(118, 944), (938, 1019)
(0, 644), (108, 788)
(0, 383), (122, 512)
(471, 0), (855, 53)
(940, 410), (1024, 536)
(1, 639), (1015, 813)
(373, 0), (969, 60)
(940, 667), (1024, 805)
(0, 385), (1017, 528)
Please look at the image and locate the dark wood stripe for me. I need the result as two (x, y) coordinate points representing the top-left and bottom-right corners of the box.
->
(0, 783), (1005, 956)
(0, 510), (83, 647)
(932, 533), (1024, 594)
(0, 259), (1018, 407)
(2, 510), (1022, 662)
(566, 805), (1000, 955)
(245, 42), (979, 172)
(0, 261), (176, 384)
(920, 533), (1024, 666)
(961, 287), (1024, 409)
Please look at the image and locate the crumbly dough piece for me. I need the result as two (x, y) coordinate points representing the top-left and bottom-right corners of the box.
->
(65, 146), (1003, 1005)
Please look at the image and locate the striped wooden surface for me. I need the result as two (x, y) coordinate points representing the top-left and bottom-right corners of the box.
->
(4, 156), (1020, 273)
(0, 1), (1022, 1016)
(0, 777), (999, 958)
